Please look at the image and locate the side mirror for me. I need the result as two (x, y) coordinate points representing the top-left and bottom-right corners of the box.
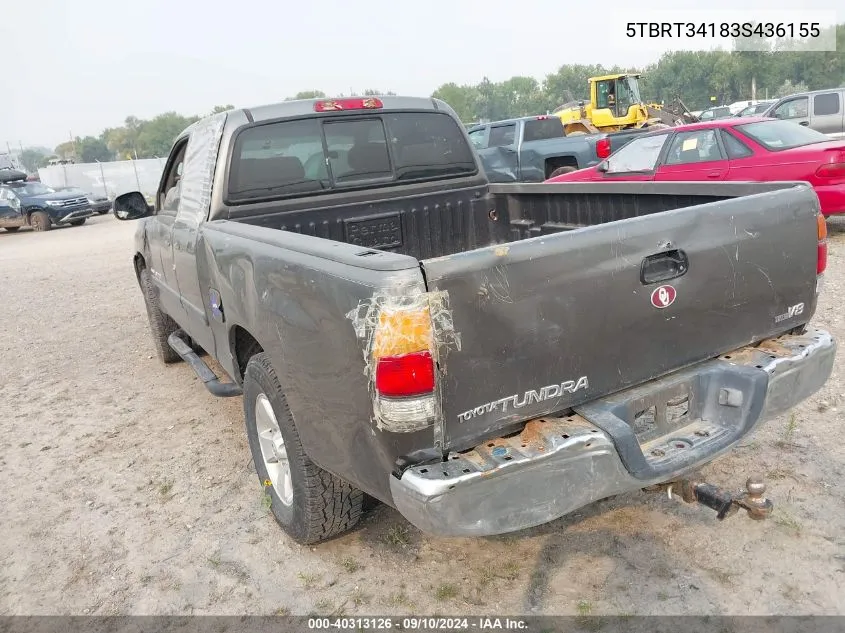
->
(113, 191), (152, 221)
(597, 161), (609, 173)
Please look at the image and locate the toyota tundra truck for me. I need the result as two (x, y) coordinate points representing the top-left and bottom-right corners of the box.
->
(112, 95), (835, 544)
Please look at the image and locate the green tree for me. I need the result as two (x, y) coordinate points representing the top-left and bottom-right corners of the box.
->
(211, 104), (236, 114)
(287, 90), (326, 100)
(135, 112), (199, 158)
(19, 148), (46, 173)
(76, 136), (112, 162)
(54, 141), (76, 160)
(432, 82), (481, 122)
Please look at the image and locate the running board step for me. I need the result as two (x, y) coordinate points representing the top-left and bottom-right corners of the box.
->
(167, 331), (243, 398)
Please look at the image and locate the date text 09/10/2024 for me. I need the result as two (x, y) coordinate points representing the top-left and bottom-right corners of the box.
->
(626, 22), (821, 39)
(307, 617), (528, 630)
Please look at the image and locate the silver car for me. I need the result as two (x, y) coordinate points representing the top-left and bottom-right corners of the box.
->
(762, 88), (845, 138)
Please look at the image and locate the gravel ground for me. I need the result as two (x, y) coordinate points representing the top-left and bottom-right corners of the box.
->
(0, 215), (843, 616)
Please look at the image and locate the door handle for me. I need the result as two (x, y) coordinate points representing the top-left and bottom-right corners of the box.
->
(706, 171), (721, 178)
(799, 121), (809, 126)
(641, 249), (689, 284)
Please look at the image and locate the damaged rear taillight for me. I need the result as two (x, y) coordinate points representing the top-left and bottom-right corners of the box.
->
(375, 351), (435, 396)
(817, 212), (827, 293)
(370, 302), (437, 430)
(817, 212), (828, 275)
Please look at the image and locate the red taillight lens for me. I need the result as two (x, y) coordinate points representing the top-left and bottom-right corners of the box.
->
(815, 162), (845, 178)
(314, 97), (383, 112)
(375, 351), (435, 397)
(596, 138), (611, 159)
(535, 115), (548, 120)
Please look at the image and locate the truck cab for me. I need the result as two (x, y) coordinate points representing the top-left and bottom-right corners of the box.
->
(0, 172), (94, 232)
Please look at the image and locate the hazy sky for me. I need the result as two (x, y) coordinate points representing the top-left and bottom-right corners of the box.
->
(1, 0), (840, 149)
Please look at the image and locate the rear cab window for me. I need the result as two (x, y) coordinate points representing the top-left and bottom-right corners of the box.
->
(522, 117), (565, 143)
(227, 111), (477, 203)
(814, 92), (841, 116)
(488, 124), (516, 147)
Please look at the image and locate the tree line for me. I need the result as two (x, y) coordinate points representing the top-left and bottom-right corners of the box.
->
(18, 23), (844, 172)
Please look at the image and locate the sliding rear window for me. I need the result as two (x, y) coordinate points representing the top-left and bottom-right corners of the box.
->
(227, 112), (476, 202)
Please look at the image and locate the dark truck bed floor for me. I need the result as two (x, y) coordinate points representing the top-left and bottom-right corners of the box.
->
(226, 181), (808, 260)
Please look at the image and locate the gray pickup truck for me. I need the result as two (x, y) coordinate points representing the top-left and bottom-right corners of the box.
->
(113, 95), (834, 544)
(468, 115), (647, 182)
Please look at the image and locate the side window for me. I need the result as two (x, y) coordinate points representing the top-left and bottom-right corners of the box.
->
(772, 97), (809, 119)
(699, 110), (714, 121)
(605, 133), (669, 173)
(814, 93), (841, 116)
(324, 118), (391, 183)
(468, 128), (488, 149)
(720, 130), (753, 159)
(665, 129), (723, 165)
(596, 81), (611, 109)
(488, 124), (516, 147)
(158, 141), (188, 217)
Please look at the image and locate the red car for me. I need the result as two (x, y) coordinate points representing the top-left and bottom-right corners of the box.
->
(547, 117), (845, 216)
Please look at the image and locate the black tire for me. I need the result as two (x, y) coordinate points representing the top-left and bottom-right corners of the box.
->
(549, 166), (578, 179)
(4, 227), (19, 232)
(138, 267), (181, 364)
(29, 211), (52, 232)
(244, 352), (363, 544)
(69, 218), (86, 226)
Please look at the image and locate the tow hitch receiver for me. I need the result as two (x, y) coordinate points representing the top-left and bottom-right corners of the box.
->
(663, 476), (773, 521)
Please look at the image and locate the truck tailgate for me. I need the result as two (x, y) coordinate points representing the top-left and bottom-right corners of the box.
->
(421, 185), (821, 450)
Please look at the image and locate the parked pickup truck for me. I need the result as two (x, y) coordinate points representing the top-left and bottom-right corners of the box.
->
(113, 95), (834, 544)
(468, 115), (647, 182)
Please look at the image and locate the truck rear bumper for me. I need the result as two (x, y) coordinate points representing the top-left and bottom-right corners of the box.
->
(389, 327), (835, 537)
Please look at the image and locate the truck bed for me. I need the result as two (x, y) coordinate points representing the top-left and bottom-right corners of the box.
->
(200, 180), (822, 501)
(228, 180), (809, 259)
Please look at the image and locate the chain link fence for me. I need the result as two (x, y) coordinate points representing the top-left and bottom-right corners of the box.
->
(38, 158), (166, 200)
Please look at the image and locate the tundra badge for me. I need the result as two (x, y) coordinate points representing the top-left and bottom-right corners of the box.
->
(457, 377), (589, 423)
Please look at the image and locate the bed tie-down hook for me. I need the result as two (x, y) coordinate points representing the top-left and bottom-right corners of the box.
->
(664, 475), (773, 521)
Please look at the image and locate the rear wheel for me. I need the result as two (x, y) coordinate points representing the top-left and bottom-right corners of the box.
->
(243, 352), (363, 544)
(138, 267), (181, 364)
(29, 211), (51, 232)
(549, 166), (578, 179)
(69, 218), (86, 226)
(4, 227), (19, 232)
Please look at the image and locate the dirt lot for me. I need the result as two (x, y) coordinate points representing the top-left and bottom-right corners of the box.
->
(0, 215), (843, 616)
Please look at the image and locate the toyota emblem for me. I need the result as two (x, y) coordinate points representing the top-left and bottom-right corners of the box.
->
(650, 285), (677, 309)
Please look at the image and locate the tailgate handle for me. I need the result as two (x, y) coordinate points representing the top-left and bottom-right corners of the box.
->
(641, 249), (688, 284)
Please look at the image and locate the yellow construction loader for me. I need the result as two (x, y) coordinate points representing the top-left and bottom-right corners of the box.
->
(553, 73), (695, 135)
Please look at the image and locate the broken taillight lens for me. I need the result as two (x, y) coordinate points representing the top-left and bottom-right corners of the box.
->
(375, 351), (435, 397)
(817, 212), (828, 276)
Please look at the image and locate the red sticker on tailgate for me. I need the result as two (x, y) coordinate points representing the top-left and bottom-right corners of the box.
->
(650, 285), (677, 309)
